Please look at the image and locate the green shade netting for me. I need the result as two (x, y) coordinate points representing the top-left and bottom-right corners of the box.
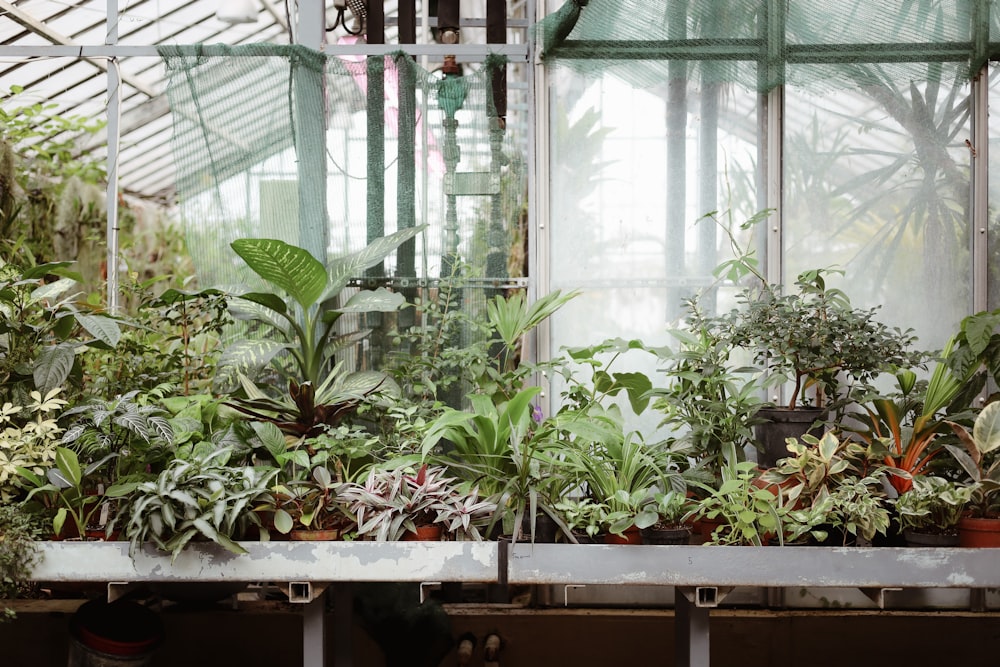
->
(535, 0), (1000, 92)
(158, 44), (524, 292)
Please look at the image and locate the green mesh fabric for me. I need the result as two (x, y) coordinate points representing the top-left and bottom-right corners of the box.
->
(535, 0), (999, 93)
(158, 44), (524, 293)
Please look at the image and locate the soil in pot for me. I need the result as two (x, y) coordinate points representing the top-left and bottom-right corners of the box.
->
(754, 406), (826, 468)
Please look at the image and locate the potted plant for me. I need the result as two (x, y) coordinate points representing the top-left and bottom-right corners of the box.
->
(642, 490), (694, 545)
(758, 431), (893, 545)
(270, 465), (355, 540)
(685, 461), (783, 546)
(19, 446), (118, 539)
(894, 476), (974, 546)
(559, 425), (668, 544)
(341, 463), (496, 541)
(109, 446), (277, 560)
(945, 400), (1000, 546)
(697, 211), (922, 467)
(552, 496), (606, 543)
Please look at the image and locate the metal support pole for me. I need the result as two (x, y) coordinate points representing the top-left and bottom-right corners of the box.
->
(105, 0), (121, 314)
(675, 590), (711, 667)
(303, 587), (327, 667)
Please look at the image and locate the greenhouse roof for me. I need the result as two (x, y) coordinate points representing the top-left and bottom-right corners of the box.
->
(0, 0), (527, 205)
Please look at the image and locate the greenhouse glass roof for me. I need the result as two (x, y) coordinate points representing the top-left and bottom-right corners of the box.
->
(0, 1), (526, 204)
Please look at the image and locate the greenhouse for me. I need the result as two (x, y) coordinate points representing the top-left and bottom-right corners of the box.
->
(3, 1), (1000, 666)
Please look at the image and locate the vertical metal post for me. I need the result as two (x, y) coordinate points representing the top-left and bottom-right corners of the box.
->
(763, 0), (785, 288)
(665, 0), (687, 322)
(105, 0), (121, 314)
(675, 592), (711, 667)
(303, 588), (327, 667)
(971, 64), (989, 314)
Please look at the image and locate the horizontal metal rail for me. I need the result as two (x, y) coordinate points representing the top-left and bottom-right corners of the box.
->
(30, 542), (1000, 590)
(31, 541), (498, 584)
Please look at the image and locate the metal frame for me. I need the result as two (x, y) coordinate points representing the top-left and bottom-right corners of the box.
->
(31, 541), (1000, 667)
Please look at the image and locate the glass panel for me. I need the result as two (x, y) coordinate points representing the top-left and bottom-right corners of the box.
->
(988, 64), (1000, 311)
(547, 67), (760, 426)
(784, 66), (973, 354)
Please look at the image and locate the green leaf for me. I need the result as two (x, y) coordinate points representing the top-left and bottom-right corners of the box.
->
(336, 288), (406, 313)
(322, 226), (426, 301)
(53, 446), (82, 489)
(33, 344), (75, 395)
(231, 238), (327, 311)
(974, 401), (1000, 455)
(75, 313), (121, 347)
(274, 509), (294, 534)
(29, 277), (76, 304)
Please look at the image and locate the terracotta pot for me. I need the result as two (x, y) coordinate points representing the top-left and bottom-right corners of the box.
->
(603, 525), (642, 545)
(70, 599), (163, 657)
(958, 516), (1000, 548)
(403, 524), (443, 541)
(290, 528), (341, 541)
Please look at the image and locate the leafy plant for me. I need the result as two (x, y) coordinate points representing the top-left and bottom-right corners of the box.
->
(895, 475), (974, 534)
(217, 227), (424, 390)
(271, 464), (354, 535)
(0, 504), (43, 622)
(0, 388), (66, 502)
(553, 496), (606, 539)
(60, 389), (173, 470)
(421, 386), (571, 541)
(341, 463), (495, 541)
(20, 445), (117, 538)
(649, 490), (695, 529)
(647, 299), (764, 476)
(702, 210), (921, 411)
(946, 400), (1000, 518)
(687, 460), (783, 546)
(0, 261), (121, 404)
(559, 417), (676, 537)
(111, 447), (276, 560)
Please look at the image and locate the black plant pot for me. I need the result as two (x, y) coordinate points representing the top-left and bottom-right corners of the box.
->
(754, 407), (826, 468)
(642, 525), (692, 545)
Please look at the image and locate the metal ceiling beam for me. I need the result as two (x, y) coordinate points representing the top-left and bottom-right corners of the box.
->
(0, 0), (158, 98)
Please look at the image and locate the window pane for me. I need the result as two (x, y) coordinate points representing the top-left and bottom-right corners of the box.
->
(547, 68), (760, 423)
(784, 70), (972, 353)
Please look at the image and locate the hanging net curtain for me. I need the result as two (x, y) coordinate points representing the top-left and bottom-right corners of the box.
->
(159, 43), (523, 293)
(534, 0), (999, 94)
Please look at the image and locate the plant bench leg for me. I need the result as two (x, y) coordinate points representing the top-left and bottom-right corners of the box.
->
(675, 589), (711, 667)
(303, 587), (328, 667)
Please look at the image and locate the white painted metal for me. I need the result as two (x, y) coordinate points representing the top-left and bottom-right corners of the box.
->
(31, 541), (500, 583)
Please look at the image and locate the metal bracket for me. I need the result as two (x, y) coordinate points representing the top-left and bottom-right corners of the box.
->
(278, 581), (331, 604)
(678, 586), (734, 608)
(107, 581), (139, 603)
(859, 587), (902, 609)
(563, 584), (586, 606)
(419, 581), (443, 604)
